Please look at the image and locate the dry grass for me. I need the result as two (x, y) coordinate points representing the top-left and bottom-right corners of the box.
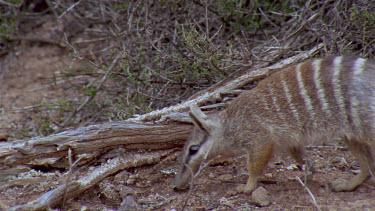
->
(0, 0), (374, 138)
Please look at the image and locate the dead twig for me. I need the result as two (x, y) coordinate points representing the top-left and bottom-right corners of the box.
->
(9, 150), (174, 210)
(296, 176), (322, 211)
(58, 0), (83, 20)
(61, 148), (75, 210)
(58, 50), (122, 131)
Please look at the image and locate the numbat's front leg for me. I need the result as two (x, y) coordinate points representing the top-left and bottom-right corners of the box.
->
(237, 143), (273, 194)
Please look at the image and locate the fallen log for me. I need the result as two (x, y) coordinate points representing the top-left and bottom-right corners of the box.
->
(0, 122), (192, 169)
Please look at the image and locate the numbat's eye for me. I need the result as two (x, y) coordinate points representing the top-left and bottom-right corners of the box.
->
(189, 145), (200, 155)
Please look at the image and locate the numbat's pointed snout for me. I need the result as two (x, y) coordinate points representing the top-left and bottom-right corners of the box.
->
(173, 56), (375, 194)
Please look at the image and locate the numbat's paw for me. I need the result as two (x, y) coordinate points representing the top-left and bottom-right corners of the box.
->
(329, 178), (353, 192)
(329, 174), (368, 192)
(236, 182), (257, 194)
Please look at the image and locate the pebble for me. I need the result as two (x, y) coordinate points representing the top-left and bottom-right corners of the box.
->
(118, 195), (139, 211)
(251, 187), (270, 207)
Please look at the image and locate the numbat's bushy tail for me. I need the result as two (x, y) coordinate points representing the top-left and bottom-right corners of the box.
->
(173, 56), (375, 194)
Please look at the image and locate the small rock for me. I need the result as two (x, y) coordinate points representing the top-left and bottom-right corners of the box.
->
(126, 178), (136, 185)
(286, 164), (299, 170)
(251, 187), (270, 207)
(264, 173), (273, 178)
(208, 173), (215, 179)
(118, 195), (139, 211)
(0, 128), (9, 142)
(210, 158), (234, 165)
(160, 168), (177, 175)
(135, 181), (151, 188)
(274, 160), (284, 165)
(129, 174), (139, 179)
(98, 181), (121, 205)
(218, 174), (233, 181)
(114, 171), (130, 185)
(116, 185), (136, 199)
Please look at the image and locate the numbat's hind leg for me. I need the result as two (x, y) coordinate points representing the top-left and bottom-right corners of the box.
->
(330, 138), (375, 191)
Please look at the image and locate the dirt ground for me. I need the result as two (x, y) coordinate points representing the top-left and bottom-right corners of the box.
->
(0, 43), (83, 138)
(1, 44), (375, 210)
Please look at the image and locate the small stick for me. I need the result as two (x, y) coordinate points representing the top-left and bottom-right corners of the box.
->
(58, 0), (83, 20)
(296, 176), (322, 211)
(62, 148), (73, 210)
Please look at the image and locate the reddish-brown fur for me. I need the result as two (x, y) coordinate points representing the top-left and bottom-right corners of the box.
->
(173, 56), (375, 194)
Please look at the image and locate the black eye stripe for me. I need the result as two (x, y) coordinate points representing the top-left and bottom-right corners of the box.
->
(201, 134), (208, 144)
(184, 134), (209, 164)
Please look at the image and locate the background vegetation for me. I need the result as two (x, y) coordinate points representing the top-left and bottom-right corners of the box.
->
(1, 0), (375, 139)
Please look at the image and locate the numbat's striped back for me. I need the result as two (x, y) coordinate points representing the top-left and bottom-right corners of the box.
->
(225, 56), (375, 143)
(173, 56), (375, 194)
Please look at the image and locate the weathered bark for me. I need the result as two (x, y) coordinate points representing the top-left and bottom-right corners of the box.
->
(0, 122), (192, 169)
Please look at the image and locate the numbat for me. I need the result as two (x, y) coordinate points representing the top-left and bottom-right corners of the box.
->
(173, 56), (375, 194)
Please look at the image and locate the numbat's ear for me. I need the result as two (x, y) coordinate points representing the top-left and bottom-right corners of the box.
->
(189, 104), (216, 133)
